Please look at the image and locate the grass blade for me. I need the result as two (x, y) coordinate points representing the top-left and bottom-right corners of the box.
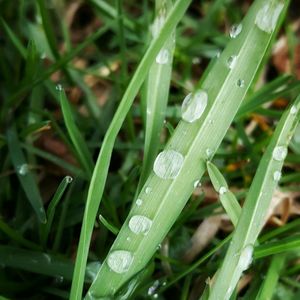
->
(6, 127), (46, 223)
(207, 161), (241, 226)
(70, 1), (193, 298)
(87, 0), (288, 297)
(59, 89), (94, 177)
(209, 92), (300, 299)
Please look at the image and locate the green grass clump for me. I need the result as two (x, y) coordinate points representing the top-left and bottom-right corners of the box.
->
(1, 0), (300, 299)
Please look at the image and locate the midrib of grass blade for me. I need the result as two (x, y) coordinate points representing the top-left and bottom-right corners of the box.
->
(138, 0), (175, 189)
(88, 0), (286, 297)
(209, 95), (300, 300)
(70, 1), (193, 298)
(59, 89), (94, 177)
(6, 127), (46, 223)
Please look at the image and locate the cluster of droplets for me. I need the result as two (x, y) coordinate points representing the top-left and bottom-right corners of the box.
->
(153, 150), (184, 179)
(181, 90), (208, 123)
(255, 1), (284, 34)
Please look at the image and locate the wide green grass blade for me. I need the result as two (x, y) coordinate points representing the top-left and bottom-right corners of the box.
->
(138, 0), (175, 190)
(6, 127), (46, 223)
(70, 1), (193, 298)
(88, 0), (288, 297)
(209, 92), (300, 300)
(255, 254), (286, 300)
(59, 89), (94, 177)
(207, 161), (241, 226)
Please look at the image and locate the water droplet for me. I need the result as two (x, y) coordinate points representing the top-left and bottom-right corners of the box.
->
(128, 215), (152, 235)
(238, 244), (253, 271)
(273, 170), (282, 181)
(230, 23), (243, 38)
(18, 164), (29, 176)
(86, 261), (101, 281)
(193, 180), (200, 188)
(255, 1), (284, 34)
(151, 15), (165, 38)
(148, 280), (160, 296)
(192, 57), (200, 64)
(66, 176), (73, 183)
(126, 237), (131, 241)
(153, 150), (184, 179)
(55, 275), (64, 284)
(290, 105), (297, 115)
(40, 52), (47, 59)
(153, 294), (159, 299)
(237, 79), (245, 87)
(219, 186), (227, 195)
(272, 146), (287, 161)
(181, 90), (208, 123)
(206, 148), (213, 158)
(56, 84), (63, 91)
(136, 198), (143, 206)
(227, 55), (237, 69)
(145, 187), (152, 194)
(107, 250), (133, 274)
(156, 49), (169, 65)
(216, 50), (221, 58)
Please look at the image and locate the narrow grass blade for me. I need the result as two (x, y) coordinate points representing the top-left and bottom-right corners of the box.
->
(255, 254), (286, 300)
(207, 161), (241, 226)
(209, 93), (300, 300)
(99, 215), (119, 235)
(7, 127), (46, 223)
(41, 175), (73, 246)
(138, 0), (176, 190)
(59, 89), (94, 177)
(88, 0), (288, 297)
(70, 1), (193, 299)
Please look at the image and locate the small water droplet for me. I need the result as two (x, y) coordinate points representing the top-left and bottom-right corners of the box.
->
(192, 57), (200, 64)
(43, 253), (51, 263)
(238, 244), (253, 271)
(237, 79), (245, 87)
(219, 186), (227, 195)
(128, 215), (152, 235)
(272, 146), (287, 161)
(208, 119), (214, 125)
(136, 198), (143, 206)
(18, 164), (29, 176)
(66, 176), (73, 183)
(230, 23), (243, 38)
(227, 55), (237, 69)
(193, 180), (200, 188)
(153, 150), (184, 179)
(156, 49), (169, 64)
(145, 187), (152, 194)
(181, 90), (208, 123)
(56, 84), (63, 91)
(153, 294), (159, 299)
(40, 52), (47, 59)
(206, 148), (213, 158)
(273, 170), (282, 181)
(290, 105), (297, 115)
(126, 237), (131, 241)
(107, 250), (133, 274)
(151, 15), (165, 38)
(148, 280), (160, 296)
(255, 2), (284, 34)
(216, 50), (221, 58)
(55, 275), (64, 284)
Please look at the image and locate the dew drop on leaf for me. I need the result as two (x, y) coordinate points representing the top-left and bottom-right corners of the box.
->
(153, 150), (184, 179)
(145, 187), (152, 194)
(156, 49), (169, 64)
(219, 186), (227, 195)
(107, 250), (133, 274)
(229, 23), (243, 38)
(136, 198), (143, 206)
(238, 244), (253, 271)
(181, 90), (208, 123)
(290, 105), (297, 115)
(237, 79), (245, 88)
(128, 215), (152, 235)
(227, 55), (237, 69)
(273, 170), (282, 181)
(17, 164), (29, 176)
(272, 146), (287, 161)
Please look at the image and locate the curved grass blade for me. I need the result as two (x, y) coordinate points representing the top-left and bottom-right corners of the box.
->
(59, 89), (94, 177)
(209, 93), (300, 300)
(88, 0), (288, 297)
(70, 1), (194, 298)
(207, 161), (241, 226)
(7, 127), (46, 223)
(138, 0), (176, 190)
(41, 175), (73, 246)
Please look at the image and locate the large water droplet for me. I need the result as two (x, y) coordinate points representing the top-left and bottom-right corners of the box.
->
(128, 215), (152, 235)
(272, 146), (287, 161)
(237, 79), (245, 88)
(219, 186), (227, 195)
(107, 250), (133, 274)
(181, 90), (208, 123)
(273, 170), (282, 181)
(18, 164), (29, 176)
(255, 1), (284, 34)
(227, 55), (237, 69)
(156, 49), (169, 65)
(230, 23), (243, 38)
(238, 244), (253, 271)
(153, 150), (184, 179)
(136, 198), (143, 206)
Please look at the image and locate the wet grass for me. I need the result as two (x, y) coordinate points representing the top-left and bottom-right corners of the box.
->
(0, 0), (300, 299)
